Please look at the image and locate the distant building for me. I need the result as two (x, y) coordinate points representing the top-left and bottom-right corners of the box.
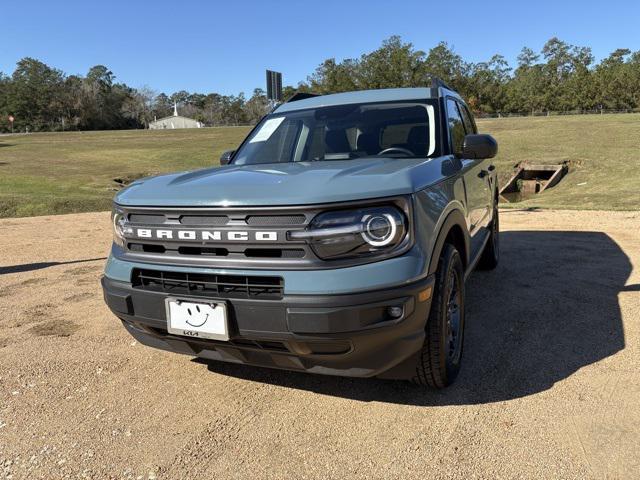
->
(149, 103), (203, 130)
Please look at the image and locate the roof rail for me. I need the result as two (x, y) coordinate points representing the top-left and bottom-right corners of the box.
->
(430, 77), (454, 91)
(285, 92), (322, 103)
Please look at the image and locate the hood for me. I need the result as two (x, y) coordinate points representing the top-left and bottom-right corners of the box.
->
(115, 157), (447, 207)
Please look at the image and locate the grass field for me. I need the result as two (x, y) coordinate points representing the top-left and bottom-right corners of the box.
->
(0, 128), (248, 217)
(479, 114), (639, 210)
(0, 114), (638, 217)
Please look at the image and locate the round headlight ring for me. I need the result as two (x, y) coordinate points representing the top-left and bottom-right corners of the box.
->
(361, 213), (397, 247)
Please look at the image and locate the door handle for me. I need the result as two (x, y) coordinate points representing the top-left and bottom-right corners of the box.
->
(479, 164), (495, 179)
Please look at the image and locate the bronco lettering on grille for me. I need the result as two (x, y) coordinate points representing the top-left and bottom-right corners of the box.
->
(134, 229), (278, 242)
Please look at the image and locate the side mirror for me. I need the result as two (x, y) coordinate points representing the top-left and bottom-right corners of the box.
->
(461, 134), (498, 160)
(219, 150), (235, 165)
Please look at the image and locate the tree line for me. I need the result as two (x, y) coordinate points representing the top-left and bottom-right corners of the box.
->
(1, 36), (639, 132)
(0, 58), (269, 132)
(302, 36), (640, 115)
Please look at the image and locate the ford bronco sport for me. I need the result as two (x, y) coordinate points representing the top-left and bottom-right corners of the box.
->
(102, 80), (499, 388)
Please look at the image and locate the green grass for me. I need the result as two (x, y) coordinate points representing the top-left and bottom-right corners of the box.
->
(0, 114), (638, 218)
(0, 128), (250, 217)
(477, 114), (640, 210)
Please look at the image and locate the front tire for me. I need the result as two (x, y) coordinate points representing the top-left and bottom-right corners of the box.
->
(413, 244), (465, 388)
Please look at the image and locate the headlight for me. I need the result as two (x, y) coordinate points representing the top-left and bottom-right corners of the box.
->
(290, 205), (408, 260)
(111, 208), (132, 247)
(361, 212), (398, 247)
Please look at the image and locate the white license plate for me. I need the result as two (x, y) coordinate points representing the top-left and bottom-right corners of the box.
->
(165, 298), (229, 341)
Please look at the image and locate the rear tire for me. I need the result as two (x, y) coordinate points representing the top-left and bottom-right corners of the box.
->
(413, 244), (465, 388)
(478, 205), (499, 270)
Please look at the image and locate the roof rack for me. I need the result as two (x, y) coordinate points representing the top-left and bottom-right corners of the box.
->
(430, 77), (454, 91)
(285, 92), (322, 103)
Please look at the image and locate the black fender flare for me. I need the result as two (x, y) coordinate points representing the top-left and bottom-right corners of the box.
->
(427, 209), (470, 276)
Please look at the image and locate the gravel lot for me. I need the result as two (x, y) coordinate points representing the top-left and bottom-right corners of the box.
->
(0, 209), (638, 479)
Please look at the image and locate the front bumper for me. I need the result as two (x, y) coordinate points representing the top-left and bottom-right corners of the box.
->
(102, 274), (434, 379)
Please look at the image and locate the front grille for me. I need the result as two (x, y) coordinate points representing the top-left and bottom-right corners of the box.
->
(120, 206), (317, 267)
(127, 213), (306, 227)
(246, 214), (306, 226)
(132, 268), (284, 300)
(179, 215), (229, 226)
(128, 213), (165, 224)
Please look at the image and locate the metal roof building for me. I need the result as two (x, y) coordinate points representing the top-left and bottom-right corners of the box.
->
(149, 103), (203, 130)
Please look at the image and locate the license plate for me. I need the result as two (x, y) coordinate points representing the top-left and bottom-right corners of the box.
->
(165, 298), (229, 341)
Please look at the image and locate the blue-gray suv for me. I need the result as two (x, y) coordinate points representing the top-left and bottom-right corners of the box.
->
(102, 80), (499, 388)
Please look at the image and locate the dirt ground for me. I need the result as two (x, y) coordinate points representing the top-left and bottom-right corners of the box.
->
(0, 209), (638, 479)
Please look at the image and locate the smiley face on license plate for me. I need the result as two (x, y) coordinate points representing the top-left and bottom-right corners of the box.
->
(165, 298), (229, 341)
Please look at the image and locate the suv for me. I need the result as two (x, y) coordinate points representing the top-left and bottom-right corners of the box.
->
(102, 80), (499, 388)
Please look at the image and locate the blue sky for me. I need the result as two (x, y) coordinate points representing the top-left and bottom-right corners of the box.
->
(1, 0), (638, 96)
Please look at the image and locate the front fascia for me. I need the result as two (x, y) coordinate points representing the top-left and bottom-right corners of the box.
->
(105, 181), (465, 296)
(112, 196), (415, 271)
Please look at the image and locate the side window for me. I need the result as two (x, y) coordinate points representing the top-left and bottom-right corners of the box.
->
(446, 99), (465, 156)
(458, 102), (477, 134)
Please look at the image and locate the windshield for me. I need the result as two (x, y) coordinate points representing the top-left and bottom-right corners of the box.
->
(232, 101), (438, 165)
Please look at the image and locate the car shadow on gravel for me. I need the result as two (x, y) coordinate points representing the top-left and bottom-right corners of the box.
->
(201, 230), (628, 406)
(0, 257), (107, 275)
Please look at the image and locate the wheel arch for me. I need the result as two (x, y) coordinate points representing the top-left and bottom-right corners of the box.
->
(427, 209), (470, 276)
